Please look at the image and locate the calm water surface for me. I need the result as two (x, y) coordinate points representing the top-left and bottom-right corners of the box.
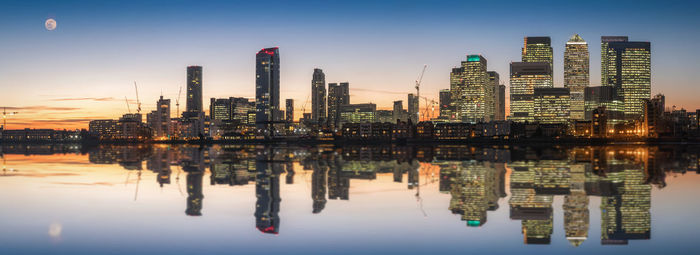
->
(1, 144), (699, 254)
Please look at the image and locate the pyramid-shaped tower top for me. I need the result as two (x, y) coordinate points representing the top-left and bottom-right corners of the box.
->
(568, 34), (586, 43)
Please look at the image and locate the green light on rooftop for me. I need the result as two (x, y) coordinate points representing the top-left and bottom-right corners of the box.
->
(467, 220), (481, 226)
(467, 55), (481, 62)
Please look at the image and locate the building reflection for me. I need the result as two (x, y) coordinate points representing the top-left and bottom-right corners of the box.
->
(39, 143), (698, 242)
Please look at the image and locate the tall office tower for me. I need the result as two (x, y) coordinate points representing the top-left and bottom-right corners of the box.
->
(327, 82), (349, 127)
(439, 89), (452, 119)
(210, 98), (232, 121)
(449, 67), (464, 120)
(408, 93), (419, 123)
(602, 40), (651, 120)
(565, 34), (590, 120)
(453, 55), (489, 123)
(488, 71), (501, 121)
(522, 36), (553, 81)
(186, 66), (203, 113)
(255, 47), (281, 129)
(534, 88), (571, 124)
(311, 68), (326, 123)
(509, 62), (553, 122)
(285, 99), (294, 123)
(498, 85), (506, 121)
(600, 36), (628, 86)
(393, 100), (404, 122)
(155, 96), (171, 137)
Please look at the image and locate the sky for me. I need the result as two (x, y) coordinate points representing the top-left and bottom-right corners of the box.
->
(1, 0), (699, 129)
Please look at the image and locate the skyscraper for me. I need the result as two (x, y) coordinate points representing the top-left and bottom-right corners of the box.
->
(286, 99), (294, 123)
(408, 93), (419, 123)
(534, 87), (571, 124)
(147, 96), (171, 138)
(186, 66), (203, 113)
(393, 100), (404, 122)
(439, 89), (453, 119)
(601, 39), (651, 120)
(509, 62), (553, 122)
(565, 34), (589, 120)
(255, 47), (280, 130)
(327, 82), (349, 127)
(453, 55), (489, 123)
(488, 71), (501, 121)
(311, 68), (326, 124)
(522, 36), (553, 81)
(600, 36), (628, 86)
(498, 85), (506, 121)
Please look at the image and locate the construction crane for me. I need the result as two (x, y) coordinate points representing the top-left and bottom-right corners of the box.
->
(124, 96), (131, 113)
(420, 96), (439, 121)
(2, 107), (18, 130)
(414, 65), (427, 120)
(175, 86), (182, 118)
(134, 82), (142, 114)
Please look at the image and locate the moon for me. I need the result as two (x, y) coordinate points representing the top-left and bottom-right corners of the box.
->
(45, 18), (56, 31)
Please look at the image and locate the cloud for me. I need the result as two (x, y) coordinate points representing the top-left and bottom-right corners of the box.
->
(50, 97), (116, 102)
(350, 88), (411, 95)
(1, 106), (81, 111)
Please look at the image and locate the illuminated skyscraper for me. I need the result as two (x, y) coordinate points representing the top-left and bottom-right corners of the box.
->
(584, 86), (624, 125)
(452, 55), (489, 123)
(534, 88), (571, 124)
(601, 40), (651, 120)
(186, 66), (203, 113)
(509, 62), (553, 122)
(147, 96), (171, 138)
(255, 47), (280, 130)
(600, 36), (628, 86)
(488, 71), (502, 121)
(210, 98), (232, 121)
(565, 34), (589, 120)
(408, 93), (419, 123)
(522, 36), (553, 82)
(311, 68), (326, 123)
(328, 82), (350, 127)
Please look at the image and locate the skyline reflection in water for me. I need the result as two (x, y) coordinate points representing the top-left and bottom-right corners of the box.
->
(1, 144), (699, 254)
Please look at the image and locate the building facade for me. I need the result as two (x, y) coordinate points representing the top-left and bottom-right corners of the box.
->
(564, 34), (589, 120)
(328, 82), (350, 128)
(601, 40), (651, 120)
(186, 66), (203, 113)
(453, 55), (490, 123)
(255, 47), (281, 130)
(533, 88), (571, 124)
(509, 62), (553, 122)
(311, 68), (326, 124)
(522, 36), (553, 82)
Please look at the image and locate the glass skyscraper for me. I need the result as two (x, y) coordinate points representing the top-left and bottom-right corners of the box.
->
(311, 68), (326, 124)
(534, 87), (571, 124)
(452, 55), (489, 123)
(186, 66), (203, 113)
(564, 34), (589, 121)
(601, 40), (651, 120)
(509, 62), (553, 122)
(255, 47), (280, 130)
(522, 37), (553, 83)
(327, 82), (350, 128)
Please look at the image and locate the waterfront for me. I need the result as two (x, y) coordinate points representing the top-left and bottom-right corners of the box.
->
(1, 144), (699, 254)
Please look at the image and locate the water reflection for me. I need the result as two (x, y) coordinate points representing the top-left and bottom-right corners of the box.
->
(2, 143), (698, 246)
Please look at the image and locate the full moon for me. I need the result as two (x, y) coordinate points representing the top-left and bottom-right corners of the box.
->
(45, 18), (56, 31)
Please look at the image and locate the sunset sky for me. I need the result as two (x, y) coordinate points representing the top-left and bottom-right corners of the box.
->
(1, 0), (698, 129)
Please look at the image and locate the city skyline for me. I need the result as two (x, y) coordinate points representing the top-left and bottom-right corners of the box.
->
(1, 0), (699, 129)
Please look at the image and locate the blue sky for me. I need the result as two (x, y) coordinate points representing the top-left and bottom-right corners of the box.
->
(0, 0), (698, 128)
